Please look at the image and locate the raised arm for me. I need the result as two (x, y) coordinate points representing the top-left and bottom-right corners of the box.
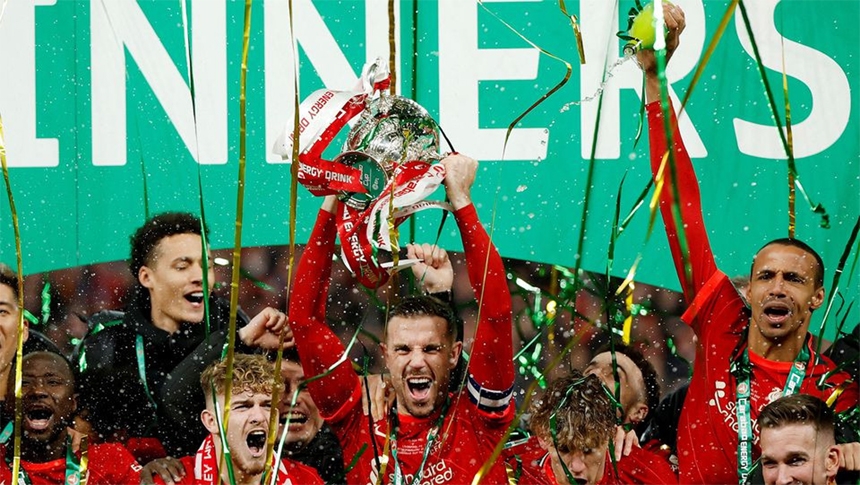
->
(288, 197), (359, 416)
(443, 155), (514, 410)
(641, 4), (717, 304)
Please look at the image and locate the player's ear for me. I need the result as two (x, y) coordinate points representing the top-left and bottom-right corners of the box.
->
(627, 402), (648, 424)
(810, 286), (825, 311)
(825, 445), (840, 479)
(450, 341), (463, 367)
(201, 408), (218, 435)
(139, 265), (154, 289)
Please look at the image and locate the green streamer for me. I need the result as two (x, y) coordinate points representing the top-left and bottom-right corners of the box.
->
(736, 0), (829, 228)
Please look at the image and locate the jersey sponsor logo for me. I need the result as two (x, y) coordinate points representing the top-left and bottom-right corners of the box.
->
(387, 460), (454, 485)
(708, 380), (765, 444)
(366, 454), (389, 485)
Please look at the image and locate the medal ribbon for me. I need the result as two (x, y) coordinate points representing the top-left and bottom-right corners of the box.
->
(337, 161), (450, 289)
(272, 60), (390, 196)
(389, 398), (450, 485)
(731, 337), (810, 482)
(135, 335), (158, 413)
(1, 428), (84, 485)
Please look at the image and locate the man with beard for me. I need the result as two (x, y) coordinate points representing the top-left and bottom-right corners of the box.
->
(0, 351), (142, 485)
(77, 212), (289, 460)
(156, 354), (321, 485)
(506, 370), (675, 485)
(641, 5), (858, 483)
(289, 154), (515, 484)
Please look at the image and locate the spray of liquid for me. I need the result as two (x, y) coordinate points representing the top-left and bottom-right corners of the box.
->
(560, 54), (638, 112)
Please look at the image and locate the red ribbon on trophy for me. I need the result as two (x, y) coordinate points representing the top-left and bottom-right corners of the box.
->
(273, 59), (452, 288)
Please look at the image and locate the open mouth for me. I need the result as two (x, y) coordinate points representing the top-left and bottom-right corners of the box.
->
(24, 408), (53, 432)
(280, 412), (308, 427)
(185, 292), (205, 305)
(406, 376), (433, 401)
(763, 303), (791, 324)
(245, 430), (267, 457)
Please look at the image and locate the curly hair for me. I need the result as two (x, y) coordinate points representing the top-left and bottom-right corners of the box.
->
(129, 212), (206, 278)
(530, 370), (616, 452)
(201, 354), (275, 402)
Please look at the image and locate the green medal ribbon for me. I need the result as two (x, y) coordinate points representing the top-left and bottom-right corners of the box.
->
(1, 425), (84, 485)
(731, 337), (810, 483)
(135, 335), (158, 413)
(389, 397), (450, 485)
(64, 436), (86, 485)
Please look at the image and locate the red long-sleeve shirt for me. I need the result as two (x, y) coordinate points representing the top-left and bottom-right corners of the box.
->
(647, 101), (858, 484)
(289, 204), (515, 485)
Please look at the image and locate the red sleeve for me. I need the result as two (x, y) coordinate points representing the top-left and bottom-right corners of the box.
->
(282, 458), (325, 485)
(92, 443), (143, 485)
(288, 209), (360, 417)
(647, 101), (718, 305)
(454, 204), (514, 412)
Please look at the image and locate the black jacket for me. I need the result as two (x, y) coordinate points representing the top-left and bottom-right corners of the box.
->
(76, 291), (251, 458)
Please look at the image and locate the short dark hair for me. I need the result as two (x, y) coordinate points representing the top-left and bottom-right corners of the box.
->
(759, 394), (834, 438)
(385, 295), (456, 340)
(129, 212), (206, 278)
(753, 238), (825, 288)
(22, 351), (76, 388)
(594, 342), (661, 420)
(530, 370), (615, 452)
(281, 347), (301, 364)
(0, 263), (19, 300)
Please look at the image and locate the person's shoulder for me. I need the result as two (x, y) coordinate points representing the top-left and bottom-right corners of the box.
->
(90, 442), (138, 460)
(82, 309), (134, 342)
(208, 296), (250, 327)
(281, 457), (325, 485)
(618, 445), (677, 484)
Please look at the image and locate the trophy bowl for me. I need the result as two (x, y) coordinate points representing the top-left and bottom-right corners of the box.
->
(334, 95), (441, 209)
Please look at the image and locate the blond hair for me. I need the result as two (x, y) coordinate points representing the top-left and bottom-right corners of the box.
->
(201, 354), (275, 402)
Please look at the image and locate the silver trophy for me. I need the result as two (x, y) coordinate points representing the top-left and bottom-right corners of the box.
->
(334, 94), (441, 209)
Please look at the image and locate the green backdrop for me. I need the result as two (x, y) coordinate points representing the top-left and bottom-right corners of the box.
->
(0, 0), (857, 334)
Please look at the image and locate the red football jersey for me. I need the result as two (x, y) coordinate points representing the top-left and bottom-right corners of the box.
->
(0, 442), (141, 485)
(646, 101), (859, 485)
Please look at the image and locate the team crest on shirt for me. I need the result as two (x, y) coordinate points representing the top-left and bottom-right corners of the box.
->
(766, 387), (783, 404)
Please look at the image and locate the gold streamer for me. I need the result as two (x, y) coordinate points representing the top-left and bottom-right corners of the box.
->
(477, 1), (572, 160)
(388, 0), (397, 95)
(265, 0), (303, 471)
(621, 282), (634, 344)
(80, 436), (89, 485)
(222, 0), (253, 461)
(780, 38), (796, 238)
(557, 0), (585, 64)
(0, 114), (26, 485)
(616, 152), (669, 295)
(677, 0), (737, 114)
(825, 381), (849, 407)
